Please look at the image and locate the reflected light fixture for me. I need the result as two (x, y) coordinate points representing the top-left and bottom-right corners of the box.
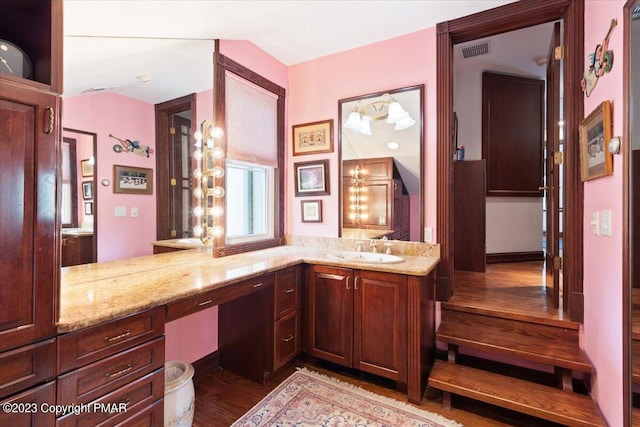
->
(344, 94), (415, 135)
(193, 120), (225, 246)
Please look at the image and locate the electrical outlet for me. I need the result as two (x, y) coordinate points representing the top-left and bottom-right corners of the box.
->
(424, 227), (433, 243)
(600, 210), (612, 236)
(590, 211), (599, 235)
(115, 206), (126, 217)
(131, 207), (139, 218)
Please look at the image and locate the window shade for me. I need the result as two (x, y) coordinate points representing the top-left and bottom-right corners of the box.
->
(225, 71), (278, 167)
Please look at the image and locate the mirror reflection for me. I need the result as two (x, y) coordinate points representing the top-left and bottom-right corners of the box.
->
(61, 129), (97, 266)
(339, 85), (423, 242)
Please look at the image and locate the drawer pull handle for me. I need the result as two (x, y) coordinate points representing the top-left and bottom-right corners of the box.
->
(104, 330), (131, 342)
(197, 299), (213, 306)
(45, 107), (55, 134)
(346, 277), (351, 290)
(120, 398), (131, 407)
(354, 276), (360, 290)
(106, 364), (132, 378)
(282, 334), (294, 342)
(251, 282), (263, 288)
(284, 288), (295, 294)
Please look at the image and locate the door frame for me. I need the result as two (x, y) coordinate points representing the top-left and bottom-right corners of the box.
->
(435, 0), (585, 321)
(155, 93), (197, 241)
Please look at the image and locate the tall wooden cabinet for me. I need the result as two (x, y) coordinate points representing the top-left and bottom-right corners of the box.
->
(0, 1), (62, 425)
(305, 265), (408, 385)
(342, 157), (410, 240)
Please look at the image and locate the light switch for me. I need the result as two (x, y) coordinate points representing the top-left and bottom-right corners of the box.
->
(590, 211), (599, 235)
(115, 206), (126, 217)
(131, 207), (139, 218)
(600, 210), (612, 236)
(424, 227), (433, 243)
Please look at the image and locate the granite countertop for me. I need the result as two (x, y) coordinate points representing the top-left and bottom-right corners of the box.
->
(62, 228), (94, 236)
(341, 228), (393, 240)
(58, 237), (440, 333)
(150, 238), (207, 250)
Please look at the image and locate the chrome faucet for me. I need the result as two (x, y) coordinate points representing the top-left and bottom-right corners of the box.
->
(369, 240), (378, 253)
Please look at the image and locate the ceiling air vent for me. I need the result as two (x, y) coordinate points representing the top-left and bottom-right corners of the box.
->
(633, 5), (640, 20)
(460, 41), (490, 59)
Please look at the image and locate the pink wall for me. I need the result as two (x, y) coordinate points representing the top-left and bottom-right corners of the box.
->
(581, 2), (625, 425)
(63, 93), (157, 262)
(287, 28), (437, 240)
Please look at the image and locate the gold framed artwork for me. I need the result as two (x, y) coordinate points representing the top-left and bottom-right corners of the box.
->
(579, 100), (613, 181)
(81, 159), (94, 177)
(292, 119), (333, 156)
(113, 165), (153, 195)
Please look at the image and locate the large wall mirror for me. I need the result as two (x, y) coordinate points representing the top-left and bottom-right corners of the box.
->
(338, 85), (424, 242)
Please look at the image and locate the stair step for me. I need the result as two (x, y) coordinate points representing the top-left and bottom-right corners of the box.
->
(428, 360), (606, 427)
(437, 310), (593, 373)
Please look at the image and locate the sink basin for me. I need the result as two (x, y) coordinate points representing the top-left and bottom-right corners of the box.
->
(326, 251), (404, 264)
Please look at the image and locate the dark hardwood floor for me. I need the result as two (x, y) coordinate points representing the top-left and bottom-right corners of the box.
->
(192, 261), (567, 426)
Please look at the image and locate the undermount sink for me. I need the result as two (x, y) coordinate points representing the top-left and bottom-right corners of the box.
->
(326, 251), (405, 264)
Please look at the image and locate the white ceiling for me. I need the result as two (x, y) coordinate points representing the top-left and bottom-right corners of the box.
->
(63, 0), (518, 103)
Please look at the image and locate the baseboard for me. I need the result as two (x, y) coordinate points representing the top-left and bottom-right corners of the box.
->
(192, 351), (220, 382)
(486, 251), (544, 264)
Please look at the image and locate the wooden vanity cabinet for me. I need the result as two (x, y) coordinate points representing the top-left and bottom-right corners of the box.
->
(273, 266), (302, 371)
(305, 265), (408, 384)
(56, 308), (165, 426)
(61, 233), (94, 267)
(0, 1), (62, 420)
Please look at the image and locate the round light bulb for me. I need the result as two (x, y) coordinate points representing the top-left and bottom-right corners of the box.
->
(194, 149), (203, 160)
(211, 127), (224, 139)
(193, 169), (203, 180)
(210, 206), (224, 217)
(212, 186), (225, 198)
(193, 130), (203, 142)
(212, 226), (225, 237)
(193, 187), (202, 198)
(211, 147), (224, 159)
(212, 167), (225, 178)
(193, 206), (203, 217)
(193, 225), (203, 236)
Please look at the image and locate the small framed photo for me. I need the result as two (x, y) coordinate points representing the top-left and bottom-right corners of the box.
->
(294, 159), (329, 197)
(81, 159), (94, 177)
(579, 100), (613, 181)
(113, 165), (153, 195)
(292, 119), (333, 156)
(301, 200), (323, 223)
(82, 181), (93, 200)
(84, 202), (93, 216)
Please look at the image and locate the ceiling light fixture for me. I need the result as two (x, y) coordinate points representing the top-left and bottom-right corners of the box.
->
(344, 94), (415, 135)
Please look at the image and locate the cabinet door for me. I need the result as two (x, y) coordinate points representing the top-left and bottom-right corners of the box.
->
(0, 83), (58, 352)
(353, 270), (407, 382)
(306, 265), (353, 367)
(362, 181), (393, 228)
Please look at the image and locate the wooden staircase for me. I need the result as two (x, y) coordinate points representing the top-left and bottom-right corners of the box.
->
(429, 306), (607, 426)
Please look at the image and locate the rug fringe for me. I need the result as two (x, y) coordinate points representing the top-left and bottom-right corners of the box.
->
(295, 367), (464, 427)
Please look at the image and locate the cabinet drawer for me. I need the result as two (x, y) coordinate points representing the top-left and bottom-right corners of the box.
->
(113, 398), (163, 427)
(274, 311), (300, 371)
(0, 380), (56, 427)
(275, 267), (300, 317)
(57, 308), (164, 374)
(166, 273), (274, 321)
(57, 337), (165, 406)
(0, 338), (56, 400)
(56, 369), (164, 427)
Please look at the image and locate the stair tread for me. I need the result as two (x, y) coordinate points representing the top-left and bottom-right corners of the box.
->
(429, 360), (606, 427)
(438, 310), (593, 372)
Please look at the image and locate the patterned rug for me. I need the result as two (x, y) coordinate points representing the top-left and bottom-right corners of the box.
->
(232, 368), (462, 427)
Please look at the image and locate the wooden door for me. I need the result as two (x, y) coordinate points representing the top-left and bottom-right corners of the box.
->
(545, 22), (562, 309)
(306, 265), (353, 367)
(0, 83), (58, 352)
(353, 270), (407, 383)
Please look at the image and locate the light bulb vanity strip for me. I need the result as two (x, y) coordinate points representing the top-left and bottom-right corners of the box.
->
(192, 120), (225, 246)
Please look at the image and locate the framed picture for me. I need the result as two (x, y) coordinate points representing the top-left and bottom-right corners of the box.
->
(81, 159), (94, 177)
(579, 100), (613, 181)
(84, 202), (93, 215)
(82, 181), (93, 200)
(294, 160), (329, 196)
(301, 200), (323, 223)
(292, 119), (333, 156)
(113, 165), (153, 195)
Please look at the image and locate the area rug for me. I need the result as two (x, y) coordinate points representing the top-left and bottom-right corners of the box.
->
(231, 368), (462, 427)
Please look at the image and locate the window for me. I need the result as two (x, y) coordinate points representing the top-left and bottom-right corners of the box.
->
(226, 160), (274, 243)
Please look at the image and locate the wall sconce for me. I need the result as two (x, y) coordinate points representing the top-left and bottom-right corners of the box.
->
(344, 94), (416, 135)
(348, 165), (368, 226)
(193, 120), (225, 246)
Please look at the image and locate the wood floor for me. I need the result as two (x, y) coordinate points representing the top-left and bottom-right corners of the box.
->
(191, 261), (568, 426)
